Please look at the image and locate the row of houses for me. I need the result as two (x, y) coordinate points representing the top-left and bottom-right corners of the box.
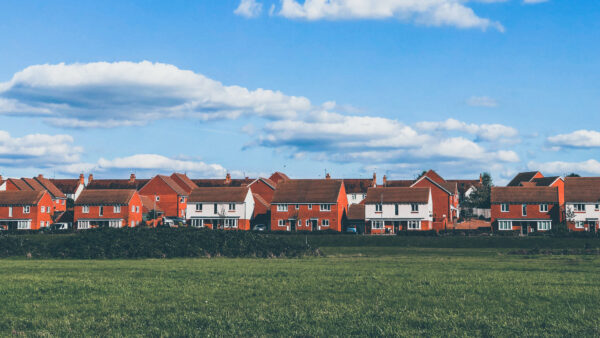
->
(0, 170), (598, 234)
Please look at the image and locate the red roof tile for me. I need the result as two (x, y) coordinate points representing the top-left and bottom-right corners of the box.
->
(347, 204), (365, 220)
(75, 189), (136, 205)
(188, 187), (249, 203)
(0, 191), (46, 205)
(272, 179), (342, 204)
(565, 177), (600, 202)
(364, 187), (430, 204)
(491, 187), (558, 203)
(170, 173), (198, 193)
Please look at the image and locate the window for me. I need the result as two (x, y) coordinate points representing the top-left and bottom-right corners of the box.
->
(224, 219), (238, 228)
(298, 220), (302, 228)
(40, 221), (44, 228)
(295, 204), (299, 209)
(155, 196), (160, 201)
(537, 221), (551, 231)
(180, 209), (185, 217)
(372, 220), (384, 229)
(320, 204), (331, 211)
(180, 197), (185, 203)
(62, 200), (65, 205)
(131, 221), (135, 227)
(498, 221), (512, 231)
(46, 221), (50, 227)
(196, 203), (203, 212)
(23, 206), (30, 214)
(191, 219), (204, 227)
(136, 206), (139, 213)
(41, 206), (45, 213)
(375, 204), (382, 212)
(352, 194), (356, 200)
(17, 221), (30, 230)
(574, 204), (585, 212)
(306, 220), (309, 227)
(47, 207), (51, 213)
(114, 205), (121, 213)
(322, 219), (330, 227)
(308, 204), (312, 210)
(214, 204), (218, 214)
(408, 220), (420, 230)
(78, 221), (90, 230)
(99, 206), (104, 216)
(596, 204), (600, 211)
(277, 204), (288, 212)
(109, 220), (121, 228)
(575, 221), (585, 229)
(539, 204), (548, 212)
(522, 204), (527, 216)
(278, 219), (285, 227)
(411, 204), (419, 212)
(82, 205), (89, 213)
(131, 205), (135, 212)
(8, 207), (12, 218)
(395, 204), (399, 216)
(501, 203), (509, 212)
(228, 203), (236, 211)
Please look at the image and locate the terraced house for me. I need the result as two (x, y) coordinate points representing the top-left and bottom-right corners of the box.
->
(564, 177), (600, 232)
(364, 187), (433, 234)
(0, 191), (53, 230)
(270, 179), (347, 232)
(139, 175), (188, 218)
(186, 187), (254, 230)
(491, 186), (560, 234)
(74, 189), (143, 229)
(4, 175), (68, 213)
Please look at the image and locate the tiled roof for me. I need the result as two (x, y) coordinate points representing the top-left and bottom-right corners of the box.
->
(531, 176), (561, 187)
(347, 204), (365, 220)
(22, 178), (46, 191)
(272, 179), (342, 204)
(192, 178), (255, 187)
(422, 170), (446, 184)
(253, 193), (270, 209)
(55, 210), (74, 223)
(491, 187), (558, 203)
(385, 180), (413, 187)
(157, 175), (188, 196)
(75, 189), (136, 205)
(507, 171), (541, 187)
(34, 177), (66, 199)
(364, 187), (430, 204)
(565, 177), (600, 202)
(256, 177), (277, 189)
(49, 179), (81, 194)
(86, 179), (149, 190)
(140, 195), (163, 213)
(188, 187), (249, 203)
(0, 191), (45, 205)
(269, 172), (290, 184)
(9, 178), (34, 191)
(343, 179), (374, 194)
(170, 173), (198, 193)
(447, 179), (481, 195)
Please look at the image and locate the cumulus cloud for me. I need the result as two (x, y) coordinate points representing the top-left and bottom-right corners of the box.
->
(0, 61), (311, 128)
(547, 130), (600, 148)
(277, 0), (504, 31)
(466, 96), (498, 107)
(234, 0), (263, 18)
(415, 118), (518, 142)
(528, 159), (600, 176)
(0, 130), (82, 167)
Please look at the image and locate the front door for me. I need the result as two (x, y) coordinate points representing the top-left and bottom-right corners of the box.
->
(520, 222), (528, 236)
(290, 220), (296, 232)
(311, 220), (318, 231)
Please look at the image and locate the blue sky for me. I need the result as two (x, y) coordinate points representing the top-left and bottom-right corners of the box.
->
(0, 0), (598, 184)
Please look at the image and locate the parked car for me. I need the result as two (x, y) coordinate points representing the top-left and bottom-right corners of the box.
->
(252, 224), (267, 232)
(51, 223), (70, 230)
(345, 226), (358, 234)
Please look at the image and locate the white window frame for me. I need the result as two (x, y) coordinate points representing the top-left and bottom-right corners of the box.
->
(411, 203), (419, 212)
(17, 220), (30, 230)
(321, 219), (330, 227)
(498, 220), (512, 231)
(62, 200), (65, 205)
(131, 221), (135, 227)
(191, 219), (204, 227)
(224, 218), (238, 228)
(109, 220), (121, 228)
(295, 204), (299, 209)
(352, 194), (356, 200)
(596, 204), (599, 211)
(308, 204), (312, 210)
(320, 204), (331, 211)
(135, 206), (139, 213)
(99, 206), (104, 217)
(574, 204), (585, 212)
(155, 196), (160, 202)
(228, 203), (236, 211)
(408, 220), (420, 230)
(575, 221), (585, 229)
(522, 204), (527, 217)
(114, 205), (121, 213)
(41, 206), (45, 213)
(539, 204), (548, 212)
(78, 221), (90, 230)
(8, 207), (12, 218)
(278, 219), (285, 227)
(82, 205), (89, 213)
(375, 204), (382, 212)
(196, 203), (203, 212)
(501, 203), (509, 212)
(180, 196), (185, 203)
(537, 221), (551, 231)
(277, 204), (288, 212)
(306, 220), (309, 227)
(23, 206), (30, 214)
(372, 220), (384, 229)
(40, 221), (44, 228)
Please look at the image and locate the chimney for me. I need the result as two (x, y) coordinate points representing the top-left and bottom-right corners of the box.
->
(325, 173), (331, 179)
(130, 173), (136, 183)
(79, 173), (85, 185)
(383, 175), (387, 187)
(479, 173), (483, 183)
(225, 173), (231, 184)
(88, 174), (94, 184)
(372, 172), (377, 187)
(37, 174), (44, 179)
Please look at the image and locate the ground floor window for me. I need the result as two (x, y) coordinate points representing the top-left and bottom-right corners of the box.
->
(321, 219), (329, 227)
(191, 219), (204, 227)
(278, 219), (285, 227)
(498, 221), (512, 231)
(78, 221), (91, 229)
(575, 221), (585, 229)
(372, 220), (384, 229)
(537, 221), (551, 231)
(109, 220), (121, 228)
(407, 220), (420, 230)
(224, 218), (238, 228)
(17, 220), (31, 230)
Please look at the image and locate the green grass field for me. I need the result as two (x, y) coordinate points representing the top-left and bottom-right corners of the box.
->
(1, 244), (599, 336)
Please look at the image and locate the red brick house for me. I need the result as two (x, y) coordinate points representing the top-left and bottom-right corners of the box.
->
(0, 191), (54, 230)
(343, 173), (377, 205)
(410, 170), (458, 230)
(140, 195), (164, 227)
(4, 176), (67, 213)
(270, 179), (348, 232)
(170, 173), (198, 194)
(139, 175), (188, 218)
(491, 186), (559, 234)
(269, 172), (290, 185)
(564, 177), (600, 232)
(507, 171), (565, 207)
(74, 189), (143, 229)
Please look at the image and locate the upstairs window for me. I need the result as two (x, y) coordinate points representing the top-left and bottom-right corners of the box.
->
(196, 203), (203, 211)
(136, 206), (139, 213)
(277, 204), (288, 212)
(501, 203), (509, 212)
(320, 204), (331, 211)
(8, 207), (12, 218)
(155, 196), (160, 202)
(180, 197), (185, 203)
(114, 205), (121, 213)
(131, 205), (135, 213)
(395, 204), (399, 215)
(596, 204), (599, 211)
(411, 204), (419, 212)
(574, 204), (585, 212)
(228, 203), (236, 211)
(522, 204), (527, 216)
(539, 204), (548, 212)
(295, 204), (299, 209)
(214, 204), (218, 214)
(82, 205), (89, 213)
(352, 194), (356, 200)
(41, 206), (45, 213)
(308, 204), (312, 210)
(375, 204), (382, 212)
(99, 206), (104, 216)
(23, 206), (30, 214)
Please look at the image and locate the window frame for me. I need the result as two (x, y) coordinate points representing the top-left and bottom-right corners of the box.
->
(114, 205), (121, 213)
(372, 220), (384, 229)
(321, 219), (330, 227)
(278, 219), (285, 227)
(82, 205), (89, 213)
(498, 220), (512, 231)
(575, 221), (585, 229)
(522, 204), (527, 217)
(375, 203), (382, 212)
(23, 206), (30, 214)
(320, 204), (331, 211)
(574, 204), (585, 212)
(408, 220), (420, 230)
(99, 205), (104, 216)
(411, 203), (419, 213)
(501, 203), (509, 212)
(537, 221), (551, 231)
(228, 203), (236, 211)
(196, 203), (203, 212)
(277, 204), (288, 212)
(539, 204), (548, 213)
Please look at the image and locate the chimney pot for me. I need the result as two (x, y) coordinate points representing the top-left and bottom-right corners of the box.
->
(383, 175), (387, 186)
(325, 173), (331, 179)
(38, 174), (44, 179)
(79, 173), (84, 185)
(130, 173), (136, 182)
(88, 174), (94, 183)
(225, 173), (231, 184)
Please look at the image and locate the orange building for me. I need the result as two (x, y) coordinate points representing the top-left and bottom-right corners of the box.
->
(74, 189), (143, 229)
(0, 191), (54, 230)
(139, 175), (188, 218)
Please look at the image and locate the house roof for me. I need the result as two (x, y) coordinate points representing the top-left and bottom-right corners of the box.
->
(347, 204), (365, 220)
(86, 179), (149, 190)
(0, 191), (46, 205)
(421, 170), (446, 184)
(192, 178), (255, 187)
(75, 189), (136, 205)
(491, 187), (558, 203)
(530, 176), (561, 187)
(253, 193), (270, 209)
(170, 173), (198, 193)
(49, 179), (81, 194)
(506, 171), (541, 187)
(447, 179), (481, 195)
(385, 180), (413, 187)
(8, 178), (34, 191)
(156, 175), (188, 196)
(55, 210), (74, 223)
(271, 179), (342, 204)
(254, 177), (277, 189)
(34, 177), (66, 199)
(140, 195), (163, 213)
(188, 187), (249, 203)
(343, 179), (374, 194)
(269, 172), (290, 184)
(364, 187), (430, 204)
(564, 177), (600, 202)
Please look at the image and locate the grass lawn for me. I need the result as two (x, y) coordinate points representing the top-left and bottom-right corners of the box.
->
(1, 247), (599, 336)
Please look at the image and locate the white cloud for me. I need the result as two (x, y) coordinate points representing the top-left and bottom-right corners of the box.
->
(415, 118), (518, 142)
(234, 0), (263, 18)
(0, 61), (311, 127)
(0, 130), (82, 167)
(547, 130), (600, 148)
(528, 159), (600, 176)
(277, 0), (505, 31)
(466, 96), (498, 107)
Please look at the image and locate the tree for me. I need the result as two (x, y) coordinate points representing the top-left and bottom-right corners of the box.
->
(464, 172), (493, 209)
(566, 173), (580, 177)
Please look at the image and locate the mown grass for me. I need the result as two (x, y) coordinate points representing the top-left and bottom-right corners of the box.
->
(1, 247), (599, 336)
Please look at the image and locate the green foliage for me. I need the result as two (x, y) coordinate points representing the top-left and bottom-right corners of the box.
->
(566, 173), (581, 177)
(464, 172), (493, 208)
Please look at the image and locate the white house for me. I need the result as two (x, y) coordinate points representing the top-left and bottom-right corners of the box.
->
(565, 177), (600, 232)
(364, 187), (433, 233)
(343, 174), (376, 205)
(186, 187), (254, 230)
